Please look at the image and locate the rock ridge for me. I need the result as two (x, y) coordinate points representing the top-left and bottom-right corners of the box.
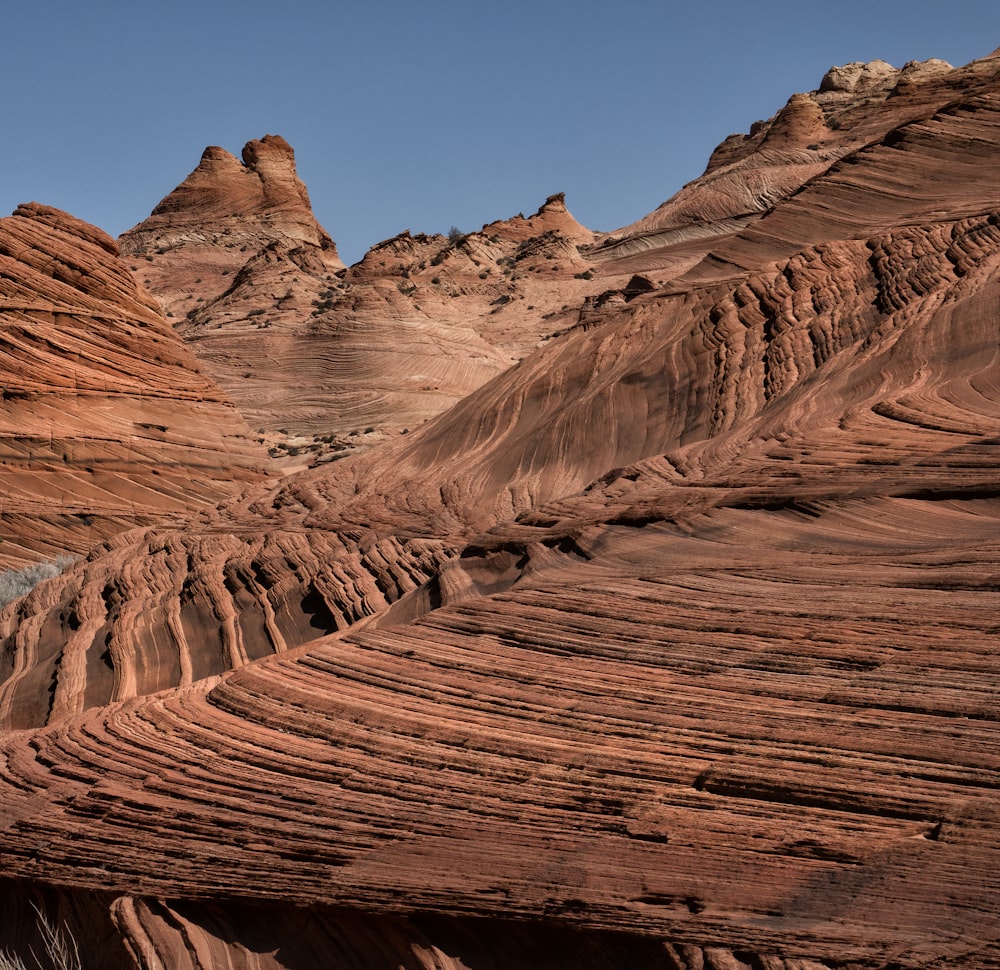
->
(2, 45), (1000, 970)
(0, 202), (269, 567)
(123, 144), (621, 461)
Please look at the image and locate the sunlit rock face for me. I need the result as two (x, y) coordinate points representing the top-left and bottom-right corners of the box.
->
(2, 51), (1000, 970)
(0, 202), (269, 569)
(121, 138), (618, 466)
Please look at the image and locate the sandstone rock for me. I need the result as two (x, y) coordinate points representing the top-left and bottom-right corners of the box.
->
(759, 92), (829, 149)
(818, 58), (897, 94)
(124, 154), (619, 462)
(601, 52), (995, 274)
(3, 46), (1000, 970)
(0, 202), (269, 568)
(121, 134), (342, 264)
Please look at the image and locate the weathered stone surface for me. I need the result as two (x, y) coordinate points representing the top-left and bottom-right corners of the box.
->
(124, 145), (620, 465)
(0, 203), (269, 568)
(596, 52), (992, 273)
(2, 50), (1000, 970)
(120, 135), (342, 263)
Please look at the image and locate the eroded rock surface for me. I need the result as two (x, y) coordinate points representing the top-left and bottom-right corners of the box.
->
(1, 49), (1000, 970)
(123, 138), (620, 465)
(0, 203), (268, 568)
(596, 53), (1000, 275)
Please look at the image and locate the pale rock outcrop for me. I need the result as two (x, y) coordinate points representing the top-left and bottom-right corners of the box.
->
(818, 58), (898, 94)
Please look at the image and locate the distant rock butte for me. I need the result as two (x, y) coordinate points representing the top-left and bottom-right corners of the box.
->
(120, 134), (342, 266)
(122, 140), (623, 463)
(3, 50), (1000, 970)
(0, 202), (269, 568)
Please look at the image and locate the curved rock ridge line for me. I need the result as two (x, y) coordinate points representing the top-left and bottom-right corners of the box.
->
(5, 198), (1000, 731)
(281, 207), (1000, 536)
(0, 497), (997, 968)
(0, 203), (269, 568)
(597, 52), (1000, 276)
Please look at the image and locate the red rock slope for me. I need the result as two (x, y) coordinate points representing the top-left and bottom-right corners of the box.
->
(2, 51), (1000, 970)
(0, 203), (268, 569)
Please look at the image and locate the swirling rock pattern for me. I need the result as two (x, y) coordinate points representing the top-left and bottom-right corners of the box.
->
(3, 51), (1000, 970)
(0, 203), (268, 568)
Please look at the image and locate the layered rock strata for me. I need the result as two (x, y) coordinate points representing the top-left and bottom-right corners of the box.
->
(1, 49), (1000, 970)
(596, 52), (1000, 275)
(123, 139), (618, 462)
(0, 203), (268, 568)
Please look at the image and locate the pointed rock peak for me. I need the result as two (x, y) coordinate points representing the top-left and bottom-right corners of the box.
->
(121, 135), (343, 268)
(475, 193), (594, 247)
(538, 192), (567, 214)
(524, 192), (595, 242)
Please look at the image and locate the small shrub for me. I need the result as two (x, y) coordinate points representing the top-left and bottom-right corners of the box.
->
(0, 902), (81, 970)
(0, 556), (73, 608)
(447, 226), (465, 244)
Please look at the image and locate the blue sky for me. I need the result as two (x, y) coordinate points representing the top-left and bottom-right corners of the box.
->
(4, 2), (1000, 264)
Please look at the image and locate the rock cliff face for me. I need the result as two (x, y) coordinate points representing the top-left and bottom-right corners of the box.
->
(0, 203), (268, 569)
(2, 50), (1000, 970)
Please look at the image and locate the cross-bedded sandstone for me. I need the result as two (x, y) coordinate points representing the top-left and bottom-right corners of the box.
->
(2, 48), (1000, 970)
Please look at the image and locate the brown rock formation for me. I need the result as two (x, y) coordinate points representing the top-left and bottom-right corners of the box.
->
(120, 135), (342, 267)
(0, 203), (269, 569)
(123, 143), (618, 463)
(3, 49), (1000, 970)
(596, 53), (989, 273)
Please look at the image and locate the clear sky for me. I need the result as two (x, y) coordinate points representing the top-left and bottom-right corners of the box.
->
(4, 1), (1000, 264)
